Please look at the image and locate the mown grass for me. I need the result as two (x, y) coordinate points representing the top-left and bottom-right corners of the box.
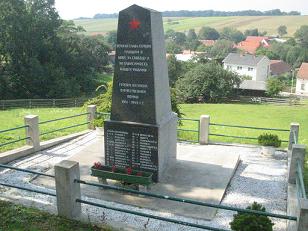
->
(0, 103), (307, 191)
(74, 16), (308, 36)
(178, 103), (308, 191)
(0, 200), (112, 231)
(0, 107), (88, 152)
(178, 103), (308, 146)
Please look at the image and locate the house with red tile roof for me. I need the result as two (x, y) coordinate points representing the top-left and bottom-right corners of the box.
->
(296, 63), (308, 95)
(270, 60), (291, 76)
(236, 36), (270, 55)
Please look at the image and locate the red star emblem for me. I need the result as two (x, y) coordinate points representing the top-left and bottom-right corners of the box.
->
(129, 18), (141, 30)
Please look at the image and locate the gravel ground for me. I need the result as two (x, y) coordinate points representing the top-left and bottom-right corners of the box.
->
(0, 132), (289, 230)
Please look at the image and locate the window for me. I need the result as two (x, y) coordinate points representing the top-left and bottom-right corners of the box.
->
(301, 83), (305, 91)
(227, 65), (232, 70)
(237, 66), (242, 70)
(248, 67), (254, 71)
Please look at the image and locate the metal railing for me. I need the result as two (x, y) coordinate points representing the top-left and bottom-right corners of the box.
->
(0, 98), (89, 110)
(0, 163), (298, 230)
(39, 113), (89, 137)
(296, 160), (307, 200)
(177, 118), (200, 143)
(0, 125), (30, 148)
(209, 122), (289, 143)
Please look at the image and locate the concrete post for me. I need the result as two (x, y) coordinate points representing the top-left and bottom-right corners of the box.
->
(288, 144), (306, 184)
(289, 123), (299, 151)
(55, 160), (81, 219)
(87, 105), (96, 130)
(297, 198), (308, 231)
(24, 115), (40, 151)
(199, 115), (210, 145)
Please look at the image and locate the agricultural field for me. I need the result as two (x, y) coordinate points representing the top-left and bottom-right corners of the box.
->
(74, 16), (308, 36)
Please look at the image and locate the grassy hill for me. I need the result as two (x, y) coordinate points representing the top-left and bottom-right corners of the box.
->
(74, 16), (308, 36)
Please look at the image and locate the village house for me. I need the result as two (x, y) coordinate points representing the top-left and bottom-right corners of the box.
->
(235, 36), (270, 54)
(270, 60), (292, 76)
(223, 53), (270, 92)
(296, 63), (308, 96)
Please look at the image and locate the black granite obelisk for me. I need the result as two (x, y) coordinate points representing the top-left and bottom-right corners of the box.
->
(104, 5), (177, 182)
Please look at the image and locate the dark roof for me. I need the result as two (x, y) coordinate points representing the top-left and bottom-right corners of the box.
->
(270, 60), (291, 76)
(223, 53), (265, 66)
(297, 63), (308, 80)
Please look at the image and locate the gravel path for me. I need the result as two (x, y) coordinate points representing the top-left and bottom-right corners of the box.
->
(0, 132), (289, 230)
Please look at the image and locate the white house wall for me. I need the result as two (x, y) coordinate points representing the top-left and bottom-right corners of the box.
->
(223, 63), (257, 80)
(296, 78), (308, 96)
(256, 57), (270, 81)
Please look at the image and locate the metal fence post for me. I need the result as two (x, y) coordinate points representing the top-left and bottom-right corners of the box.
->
(289, 123), (299, 151)
(297, 198), (308, 231)
(87, 105), (97, 130)
(199, 115), (210, 145)
(55, 160), (81, 219)
(288, 144), (306, 184)
(24, 115), (40, 151)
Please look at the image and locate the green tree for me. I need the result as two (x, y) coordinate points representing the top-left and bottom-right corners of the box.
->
(266, 77), (284, 97)
(244, 28), (259, 36)
(106, 31), (117, 49)
(173, 32), (187, 45)
(277, 25), (287, 37)
(175, 62), (242, 103)
(198, 27), (220, 40)
(0, 0), (110, 99)
(167, 54), (183, 87)
(166, 40), (182, 54)
(294, 25), (308, 48)
(185, 29), (200, 50)
(208, 39), (236, 59)
(220, 27), (245, 43)
(186, 29), (197, 41)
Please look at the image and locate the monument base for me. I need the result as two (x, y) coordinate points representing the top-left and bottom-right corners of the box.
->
(104, 113), (177, 182)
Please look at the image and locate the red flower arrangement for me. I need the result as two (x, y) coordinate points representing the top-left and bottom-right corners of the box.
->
(92, 162), (144, 177)
(126, 167), (132, 175)
(136, 172), (142, 176)
(93, 161), (102, 169)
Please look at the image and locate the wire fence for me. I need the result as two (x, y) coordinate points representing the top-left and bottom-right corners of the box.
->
(0, 163), (299, 231)
(0, 98), (89, 110)
(0, 125), (30, 148)
(39, 113), (89, 137)
(209, 122), (290, 144)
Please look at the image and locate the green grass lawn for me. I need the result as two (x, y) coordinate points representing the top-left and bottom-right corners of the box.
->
(0, 107), (88, 152)
(0, 103), (307, 191)
(0, 200), (112, 231)
(74, 16), (308, 36)
(178, 103), (308, 146)
(178, 103), (308, 192)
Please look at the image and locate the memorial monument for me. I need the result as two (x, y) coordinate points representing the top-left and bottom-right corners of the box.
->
(104, 4), (177, 182)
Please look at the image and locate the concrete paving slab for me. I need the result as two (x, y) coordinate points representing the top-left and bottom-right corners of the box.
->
(33, 135), (240, 220)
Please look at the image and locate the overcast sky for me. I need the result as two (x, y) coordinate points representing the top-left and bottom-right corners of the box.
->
(55, 0), (308, 19)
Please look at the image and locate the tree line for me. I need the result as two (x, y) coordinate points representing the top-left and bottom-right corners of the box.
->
(93, 9), (300, 19)
(0, 0), (110, 100)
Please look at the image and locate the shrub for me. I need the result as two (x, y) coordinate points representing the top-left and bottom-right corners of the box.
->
(258, 133), (281, 147)
(93, 118), (104, 127)
(230, 202), (274, 231)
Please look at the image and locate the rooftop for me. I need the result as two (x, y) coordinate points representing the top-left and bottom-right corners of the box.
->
(297, 63), (308, 80)
(223, 53), (266, 66)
